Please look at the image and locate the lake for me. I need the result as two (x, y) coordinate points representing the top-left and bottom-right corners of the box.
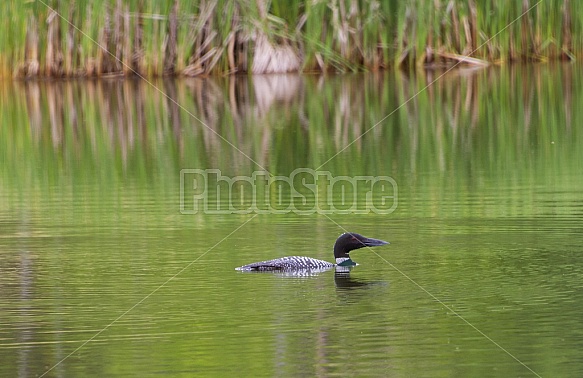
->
(1, 65), (582, 377)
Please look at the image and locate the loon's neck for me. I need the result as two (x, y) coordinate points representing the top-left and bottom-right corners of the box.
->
(335, 257), (356, 266)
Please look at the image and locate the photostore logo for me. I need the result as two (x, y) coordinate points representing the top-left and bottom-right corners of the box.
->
(180, 168), (397, 215)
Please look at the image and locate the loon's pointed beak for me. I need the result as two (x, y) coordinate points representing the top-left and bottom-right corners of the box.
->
(364, 237), (389, 247)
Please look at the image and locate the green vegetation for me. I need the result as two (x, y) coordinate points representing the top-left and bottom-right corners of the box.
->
(1, 0), (581, 78)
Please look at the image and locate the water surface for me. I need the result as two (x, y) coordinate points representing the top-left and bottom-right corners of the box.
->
(1, 65), (583, 377)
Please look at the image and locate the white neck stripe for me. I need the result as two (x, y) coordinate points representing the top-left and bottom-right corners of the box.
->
(336, 257), (350, 265)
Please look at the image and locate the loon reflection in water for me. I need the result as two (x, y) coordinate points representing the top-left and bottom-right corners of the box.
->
(235, 232), (389, 272)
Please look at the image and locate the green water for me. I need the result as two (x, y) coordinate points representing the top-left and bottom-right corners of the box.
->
(1, 65), (583, 377)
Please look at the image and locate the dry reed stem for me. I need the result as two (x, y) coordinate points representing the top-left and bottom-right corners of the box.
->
(562, 0), (573, 59)
(21, 15), (40, 78)
(132, 0), (144, 75)
(46, 10), (63, 77)
(164, 0), (178, 75)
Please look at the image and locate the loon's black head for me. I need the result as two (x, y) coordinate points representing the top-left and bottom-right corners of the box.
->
(333, 233), (389, 261)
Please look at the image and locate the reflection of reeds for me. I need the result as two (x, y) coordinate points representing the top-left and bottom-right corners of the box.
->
(0, 64), (580, 180)
(1, 67), (582, 243)
(4, 0), (582, 78)
(3, 65), (582, 222)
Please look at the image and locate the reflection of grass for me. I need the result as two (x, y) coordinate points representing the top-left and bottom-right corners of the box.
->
(2, 1), (582, 78)
(2, 66), (583, 220)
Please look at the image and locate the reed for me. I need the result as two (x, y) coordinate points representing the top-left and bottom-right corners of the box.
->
(2, 0), (582, 79)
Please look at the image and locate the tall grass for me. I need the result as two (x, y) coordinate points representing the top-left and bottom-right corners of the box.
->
(2, 0), (582, 78)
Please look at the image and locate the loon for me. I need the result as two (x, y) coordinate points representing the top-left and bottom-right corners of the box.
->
(235, 232), (389, 271)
